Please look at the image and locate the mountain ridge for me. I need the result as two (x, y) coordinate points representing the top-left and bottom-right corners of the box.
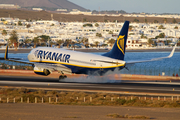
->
(0, 0), (86, 11)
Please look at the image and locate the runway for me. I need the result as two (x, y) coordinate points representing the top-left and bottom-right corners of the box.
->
(0, 76), (180, 95)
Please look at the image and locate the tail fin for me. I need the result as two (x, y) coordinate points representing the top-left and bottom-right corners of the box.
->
(102, 21), (129, 60)
(4, 45), (8, 59)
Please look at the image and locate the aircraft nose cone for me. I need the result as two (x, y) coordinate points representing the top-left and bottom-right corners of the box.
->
(28, 53), (34, 61)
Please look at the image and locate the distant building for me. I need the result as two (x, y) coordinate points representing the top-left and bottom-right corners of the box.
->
(36, 20), (59, 25)
(126, 39), (141, 48)
(0, 39), (7, 45)
(89, 37), (104, 45)
(0, 4), (20, 9)
(72, 9), (78, 11)
(69, 9), (92, 15)
(32, 8), (43, 11)
(56, 9), (67, 12)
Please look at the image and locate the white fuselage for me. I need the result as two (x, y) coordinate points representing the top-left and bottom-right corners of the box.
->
(28, 47), (125, 70)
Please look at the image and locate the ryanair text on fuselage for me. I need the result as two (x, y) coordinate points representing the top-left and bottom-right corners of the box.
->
(34, 50), (71, 63)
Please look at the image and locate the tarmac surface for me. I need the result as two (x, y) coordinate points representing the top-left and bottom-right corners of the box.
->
(0, 103), (180, 120)
(1, 73), (180, 120)
(0, 75), (180, 95)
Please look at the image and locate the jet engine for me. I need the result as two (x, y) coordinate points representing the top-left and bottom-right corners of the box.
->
(34, 66), (51, 76)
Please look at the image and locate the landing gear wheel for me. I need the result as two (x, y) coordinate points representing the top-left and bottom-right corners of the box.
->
(59, 75), (63, 80)
(59, 75), (67, 81)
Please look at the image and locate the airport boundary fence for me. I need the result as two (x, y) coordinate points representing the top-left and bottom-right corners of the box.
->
(120, 64), (180, 77)
(0, 88), (180, 107)
(0, 95), (180, 105)
(0, 60), (179, 76)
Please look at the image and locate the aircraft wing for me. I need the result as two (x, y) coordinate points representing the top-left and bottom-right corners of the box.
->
(125, 44), (176, 64)
(0, 46), (33, 64)
(0, 57), (33, 65)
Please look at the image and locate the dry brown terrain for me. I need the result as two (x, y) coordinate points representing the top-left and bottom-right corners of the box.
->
(0, 103), (180, 120)
(0, 9), (180, 23)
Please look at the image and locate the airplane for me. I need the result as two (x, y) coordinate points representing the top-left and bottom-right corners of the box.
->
(0, 21), (176, 80)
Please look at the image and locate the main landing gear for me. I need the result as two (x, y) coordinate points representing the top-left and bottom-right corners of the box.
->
(59, 75), (67, 80)
(59, 71), (67, 81)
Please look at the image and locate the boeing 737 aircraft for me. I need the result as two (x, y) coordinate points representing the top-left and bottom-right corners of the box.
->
(0, 21), (176, 80)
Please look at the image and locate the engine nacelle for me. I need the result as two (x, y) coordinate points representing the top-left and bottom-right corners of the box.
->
(34, 66), (51, 76)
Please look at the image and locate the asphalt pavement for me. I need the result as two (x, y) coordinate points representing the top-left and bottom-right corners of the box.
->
(0, 75), (180, 95)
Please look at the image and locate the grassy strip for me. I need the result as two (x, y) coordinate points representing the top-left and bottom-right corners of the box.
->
(0, 88), (180, 108)
(107, 114), (150, 119)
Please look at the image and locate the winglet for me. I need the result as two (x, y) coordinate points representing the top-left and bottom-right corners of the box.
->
(168, 44), (176, 58)
(4, 45), (8, 59)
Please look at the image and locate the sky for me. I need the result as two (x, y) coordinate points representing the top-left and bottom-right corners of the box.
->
(69, 0), (180, 14)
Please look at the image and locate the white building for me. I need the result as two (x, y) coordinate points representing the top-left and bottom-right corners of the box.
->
(69, 9), (92, 15)
(0, 39), (7, 44)
(35, 20), (59, 25)
(89, 37), (104, 45)
(32, 8), (43, 11)
(0, 4), (20, 9)
(57, 9), (67, 12)
(1, 16), (180, 49)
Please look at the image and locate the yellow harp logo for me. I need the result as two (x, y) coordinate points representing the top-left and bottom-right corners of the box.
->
(117, 35), (125, 54)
